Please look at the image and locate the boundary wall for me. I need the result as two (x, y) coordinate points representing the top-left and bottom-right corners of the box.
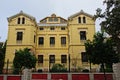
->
(0, 73), (115, 80)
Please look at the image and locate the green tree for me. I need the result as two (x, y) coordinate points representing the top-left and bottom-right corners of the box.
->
(13, 48), (37, 74)
(0, 41), (6, 74)
(85, 32), (119, 72)
(96, 0), (120, 60)
(92, 32), (118, 65)
(85, 40), (94, 72)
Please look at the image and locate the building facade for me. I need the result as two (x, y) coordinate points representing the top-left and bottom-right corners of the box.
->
(5, 10), (97, 72)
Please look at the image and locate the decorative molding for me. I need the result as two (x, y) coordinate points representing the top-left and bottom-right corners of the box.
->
(38, 23), (67, 27)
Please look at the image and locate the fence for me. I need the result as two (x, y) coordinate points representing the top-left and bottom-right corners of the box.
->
(0, 73), (115, 80)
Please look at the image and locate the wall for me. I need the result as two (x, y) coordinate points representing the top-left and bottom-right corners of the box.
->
(0, 73), (114, 80)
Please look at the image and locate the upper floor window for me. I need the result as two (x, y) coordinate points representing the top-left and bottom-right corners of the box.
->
(83, 17), (86, 23)
(50, 37), (55, 45)
(54, 18), (58, 21)
(17, 18), (21, 24)
(22, 17), (25, 24)
(38, 37), (44, 45)
(61, 37), (66, 45)
(81, 52), (88, 62)
(78, 17), (81, 23)
(17, 17), (25, 24)
(61, 55), (67, 63)
(49, 18), (53, 21)
(38, 55), (43, 63)
(40, 27), (44, 30)
(80, 31), (86, 40)
(16, 32), (23, 41)
(50, 27), (55, 30)
(49, 55), (55, 63)
(34, 35), (36, 43)
(61, 27), (65, 30)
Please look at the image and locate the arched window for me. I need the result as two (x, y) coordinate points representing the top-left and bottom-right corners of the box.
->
(22, 17), (25, 24)
(17, 18), (21, 24)
(78, 17), (81, 23)
(83, 17), (86, 23)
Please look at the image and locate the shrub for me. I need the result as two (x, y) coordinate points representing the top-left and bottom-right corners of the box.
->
(38, 69), (42, 73)
(50, 64), (67, 72)
(82, 69), (89, 72)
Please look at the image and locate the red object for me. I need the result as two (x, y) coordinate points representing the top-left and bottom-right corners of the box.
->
(72, 74), (89, 80)
(7, 76), (21, 80)
(0, 76), (3, 80)
(94, 74), (113, 80)
(51, 74), (68, 80)
(32, 74), (47, 79)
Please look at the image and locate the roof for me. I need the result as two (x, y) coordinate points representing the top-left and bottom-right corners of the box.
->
(40, 13), (67, 23)
(68, 10), (94, 19)
(7, 11), (36, 22)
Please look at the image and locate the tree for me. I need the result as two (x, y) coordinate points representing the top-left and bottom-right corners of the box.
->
(0, 41), (6, 74)
(85, 32), (119, 72)
(96, 0), (120, 60)
(93, 32), (118, 65)
(13, 48), (37, 74)
(85, 40), (94, 72)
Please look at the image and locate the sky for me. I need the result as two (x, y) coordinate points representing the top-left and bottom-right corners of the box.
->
(0, 0), (105, 42)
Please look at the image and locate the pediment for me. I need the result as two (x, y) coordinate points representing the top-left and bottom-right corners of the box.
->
(40, 13), (67, 24)
(68, 10), (93, 20)
(7, 11), (36, 22)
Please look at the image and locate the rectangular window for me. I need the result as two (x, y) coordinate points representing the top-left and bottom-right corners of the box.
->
(38, 37), (44, 45)
(40, 27), (44, 30)
(81, 52), (88, 62)
(54, 18), (58, 21)
(16, 32), (23, 41)
(50, 27), (55, 30)
(49, 18), (53, 21)
(61, 27), (65, 30)
(80, 31), (86, 40)
(38, 55), (43, 63)
(50, 37), (55, 45)
(61, 55), (67, 63)
(34, 35), (36, 43)
(49, 55), (55, 63)
(61, 37), (66, 45)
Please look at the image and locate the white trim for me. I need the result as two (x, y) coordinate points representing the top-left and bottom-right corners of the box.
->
(38, 23), (67, 26)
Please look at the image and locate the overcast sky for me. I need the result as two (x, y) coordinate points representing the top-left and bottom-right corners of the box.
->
(0, 0), (105, 42)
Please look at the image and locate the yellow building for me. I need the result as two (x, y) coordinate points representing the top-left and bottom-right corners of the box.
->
(5, 10), (97, 72)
